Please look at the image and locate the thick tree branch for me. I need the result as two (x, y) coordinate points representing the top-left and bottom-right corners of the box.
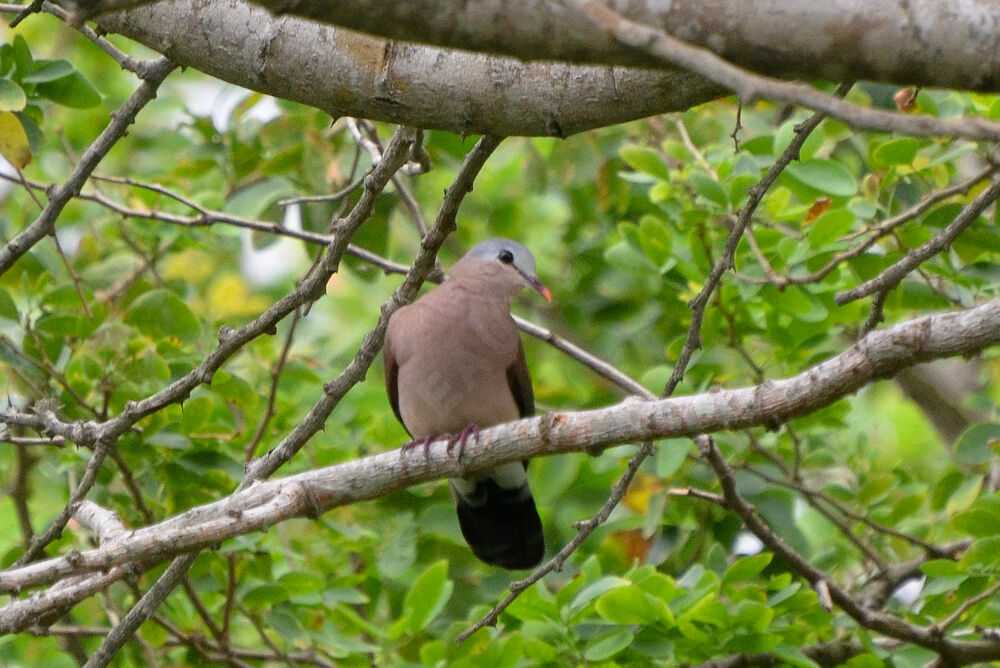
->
(70, 0), (1000, 92)
(1, 299), (998, 623)
(73, 0), (721, 138)
(580, 3), (1000, 142)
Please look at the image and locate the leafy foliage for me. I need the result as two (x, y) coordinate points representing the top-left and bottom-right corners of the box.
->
(0, 14), (999, 668)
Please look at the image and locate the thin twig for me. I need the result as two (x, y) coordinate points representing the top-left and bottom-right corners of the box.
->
(663, 82), (852, 396)
(837, 178), (1000, 305)
(456, 440), (656, 642)
(0, 57), (176, 276)
(938, 580), (1000, 631)
(244, 309), (302, 462)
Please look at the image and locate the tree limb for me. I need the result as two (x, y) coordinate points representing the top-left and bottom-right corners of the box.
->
(2, 298), (999, 624)
(75, 0), (720, 137)
(68, 0), (1000, 92)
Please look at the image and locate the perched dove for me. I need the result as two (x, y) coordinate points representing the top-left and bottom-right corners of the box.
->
(384, 239), (551, 569)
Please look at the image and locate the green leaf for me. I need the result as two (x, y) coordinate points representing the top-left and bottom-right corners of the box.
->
(620, 145), (671, 181)
(954, 423), (1000, 466)
(871, 137), (921, 167)
(959, 536), (1000, 571)
(570, 575), (630, 612)
(35, 71), (101, 108)
(0, 287), (18, 321)
(953, 507), (1000, 537)
(9, 35), (33, 77)
(783, 159), (858, 198)
(807, 208), (854, 248)
(841, 653), (886, 668)
(125, 289), (202, 344)
(655, 439), (689, 478)
(242, 583), (287, 608)
(688, 171), (728, 209)
(582, 629), (634, 662)
(921, 559), (964, 578)
(638, 214), (673, 265)
(277, 571), (325, 595)
(732, 599), (774, 633)
(770, 645), (821, 668)
(595, 585), (668, 624)
(722, 553), (773, 589)
(953, 495), (1000, 537)
(0, 77), (26, 112)
(399, 560), (453, 635)
(145, 430), (192, 450)
(224, 176), (294, 218)
(21, 60), (74, 84)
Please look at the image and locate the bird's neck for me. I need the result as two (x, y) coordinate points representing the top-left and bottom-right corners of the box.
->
(446, 277), (517, 305)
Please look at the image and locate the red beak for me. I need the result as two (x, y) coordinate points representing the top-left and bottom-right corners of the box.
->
(527, 276), (552, 302)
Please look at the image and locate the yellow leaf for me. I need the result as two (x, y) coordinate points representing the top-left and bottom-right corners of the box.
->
(623, 472), (662, 514)
(0, 111), (31, 168)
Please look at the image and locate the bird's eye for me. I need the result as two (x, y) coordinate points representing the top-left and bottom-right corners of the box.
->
(498, 249), (514, 264)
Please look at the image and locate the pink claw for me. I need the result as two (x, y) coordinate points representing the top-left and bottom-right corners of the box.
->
(446, 424), (479, 461)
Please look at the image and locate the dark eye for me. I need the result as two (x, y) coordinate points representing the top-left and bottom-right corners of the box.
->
(498, 249), (514, 264)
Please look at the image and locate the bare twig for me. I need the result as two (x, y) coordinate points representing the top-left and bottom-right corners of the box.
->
(244, 309), (302, 462)
(836, 178), (1000, 305)
(696, 434), (1000, 664)
(663, 82), (852, 396)
(938, 580), (1000, 632)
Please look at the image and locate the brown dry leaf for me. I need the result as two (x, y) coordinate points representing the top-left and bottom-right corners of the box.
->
(804, 196), (832, 224)
(612, 528), (652, 564)
(893, 88), (918, 113)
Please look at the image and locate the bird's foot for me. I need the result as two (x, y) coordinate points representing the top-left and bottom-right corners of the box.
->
(446, 423), (479, 462)
(402, 435), (437, 457)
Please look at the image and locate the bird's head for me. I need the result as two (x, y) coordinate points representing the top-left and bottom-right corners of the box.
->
(451, 238), (551, 302)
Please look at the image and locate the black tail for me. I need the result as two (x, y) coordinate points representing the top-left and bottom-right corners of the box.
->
(453, 477), (544, 570)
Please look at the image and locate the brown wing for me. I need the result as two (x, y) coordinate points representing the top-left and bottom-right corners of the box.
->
(505, 338), (535, 418)
(383, 329), (409, 435)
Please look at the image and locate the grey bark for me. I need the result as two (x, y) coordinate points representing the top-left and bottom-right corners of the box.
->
(245, 0), (1000, 90)
(92, 0), (721, 137)
(77, 0), (1000, 137)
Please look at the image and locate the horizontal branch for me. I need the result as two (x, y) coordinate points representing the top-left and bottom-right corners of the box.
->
(83, 0), (720, 137)
(71, 0), (1000, 91)
(1, 298), (998, 613)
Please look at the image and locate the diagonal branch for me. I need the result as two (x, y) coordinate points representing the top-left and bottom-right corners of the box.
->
(75, 133), (504, 667)
(1, 298), (998, 615)
(696, 435), (1000, 664)
(835, 178), (1000, 305)
(580, 2), (1000, 142)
